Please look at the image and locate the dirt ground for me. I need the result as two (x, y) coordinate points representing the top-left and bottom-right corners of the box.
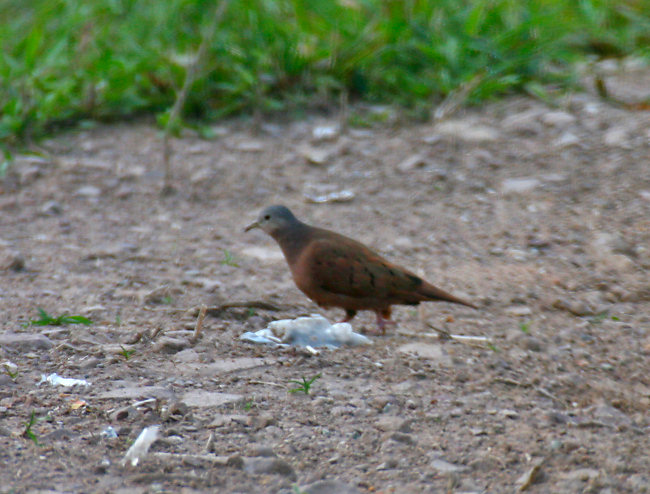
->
(1, 68), (649, 493)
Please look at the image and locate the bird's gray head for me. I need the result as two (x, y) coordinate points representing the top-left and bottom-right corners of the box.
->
(244, 205), (300, 236)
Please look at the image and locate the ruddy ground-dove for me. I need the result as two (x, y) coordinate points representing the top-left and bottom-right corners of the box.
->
(245, 205), (476, 333)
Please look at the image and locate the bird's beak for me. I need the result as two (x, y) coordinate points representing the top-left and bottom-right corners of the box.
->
(244, 221), (260, 232)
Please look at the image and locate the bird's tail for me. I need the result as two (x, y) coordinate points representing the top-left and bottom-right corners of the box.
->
(419, 281), (477, 309)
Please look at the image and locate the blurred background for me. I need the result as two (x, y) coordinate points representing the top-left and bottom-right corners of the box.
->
(2, 0), (649, 148)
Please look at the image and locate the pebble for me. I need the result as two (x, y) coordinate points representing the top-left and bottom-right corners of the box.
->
(40, 200), (63, 215)
(243, 456), (296, 480)
(181, 390), (243, 408)
(389, 432), (416, 445)
(0, 333), (53, 351)
(75, 185), (101, 197)
(295, 479), (361, 494)
(376, 458), (399, 470)
(501, 177), (541, 194)
(551, 298), (596, 317)
(435, 120), (500, 142)
(540, 110), (576, 127)
(397, 343), (451, 365)
(1, 251), (25, 271)
(554, 132), (580, 148)
(152, 336), (189, 354)
(300, 146), (332, 165)
(430, 458), (467, 473)
(561, 468), (600, 482)
(312, 125), (339, 141)
(505, 306), (532, 317)
(396, 154), (427, 172)
(603, 127), (629, 147)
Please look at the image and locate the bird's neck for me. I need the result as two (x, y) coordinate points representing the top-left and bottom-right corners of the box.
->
(272, 223), (312, 265)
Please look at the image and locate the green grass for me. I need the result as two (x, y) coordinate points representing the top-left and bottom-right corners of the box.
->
(1, 0), (648, 144)
(288, 373), (321, 394)
(23, 410), (41, 446)
(119, 345), (136, 360)
(24, 308), (93, 327)
(220, 249), (240, 268)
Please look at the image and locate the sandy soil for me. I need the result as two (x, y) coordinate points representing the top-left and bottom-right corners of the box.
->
(1, 69), (649, 493)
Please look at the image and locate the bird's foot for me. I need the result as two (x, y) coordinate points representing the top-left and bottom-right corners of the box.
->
(374, 313), (397, 335)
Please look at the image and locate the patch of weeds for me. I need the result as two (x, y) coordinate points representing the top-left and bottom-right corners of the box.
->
(119, 346), (136, 361)
(24, 308), (93, 327)
(115, 314), (122, 326)
(246, 308), (257, 318)
(288, 374), (321, 395)
(610, 315), (620, 321)
(292, 485), (307, 494)
(519, 321), (531, 333)
(243, 399), (255, 412)
(23, 410), (41, 446)
(487, 343), (500, 352)
(220, 249), (240, 268)
(161, 296), (174, 305)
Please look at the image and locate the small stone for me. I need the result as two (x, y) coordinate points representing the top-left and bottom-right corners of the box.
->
(153, 337), (189, 354)
(501, 178), (541, 194)
(243, 456), (296, 480)
(561, 468), (600, 482)
(396, 154), (427, 172)
(40, 200), (63, 215)
(505, 306), (532, 317)
(0, 333), (53, 351)
(19, 165), (42, 185)
(523, 336), (544, 352)
(591, 403), (633, 428)
(75, 185), (101, 197)
(515, 458), (544, 491)
(298, 479), (361, 494)
(603, 127), (629, 147)
(312, 125), (339, 141)
(374, 416), (403, 432)
(541, 111), (576, 127)
(389, 432), (416, 445)
(551, 298), (596, 317)
(376, 458), (399, 470)
(554, 132), (580, 148)
(435, 120), (500, 142)
(626, 474), (650, 492)
(247, 445), (276, 457)
(397, 343), (450, 365)
(110, 406), (137, 421)
(1, 251), (25, 271)
(300, 146), (331, 165)
(430, 458), (467, 473)
(181, 390), (243, 408)
(500, 409), (520, 419)
(233, 140), (264, 152)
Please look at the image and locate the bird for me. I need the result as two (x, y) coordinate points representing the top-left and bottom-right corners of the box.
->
(244, 205), (476, 334)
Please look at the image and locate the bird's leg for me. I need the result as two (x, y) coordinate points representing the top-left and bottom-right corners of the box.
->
(339, 309), (357, 324)
(375, 308), (396, 335)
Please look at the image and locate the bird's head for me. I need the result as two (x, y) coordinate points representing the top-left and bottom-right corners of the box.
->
(244, 205), (299, 236)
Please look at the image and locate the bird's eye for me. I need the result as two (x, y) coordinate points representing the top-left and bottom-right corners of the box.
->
(264, 215), (270, 220)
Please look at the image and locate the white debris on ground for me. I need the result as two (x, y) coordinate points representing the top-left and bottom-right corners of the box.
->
(240, 315), (372, 348)
(40, 373), (91, 387)
(121, 425), (161, 467)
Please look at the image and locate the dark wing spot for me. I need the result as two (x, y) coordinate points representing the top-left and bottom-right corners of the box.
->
(388, 269), (395, 276)
(349, 270), (354, 285)
(407, 274), (422, 286)
(369, 272), (375, 287)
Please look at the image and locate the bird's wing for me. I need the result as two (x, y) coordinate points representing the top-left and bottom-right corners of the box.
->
(301, 236), (422, 300)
